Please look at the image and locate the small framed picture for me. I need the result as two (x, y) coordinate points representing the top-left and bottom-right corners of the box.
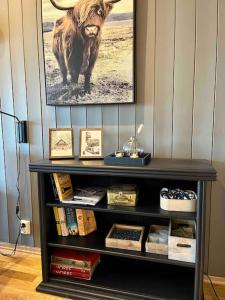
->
(79, 128), (103, 159)
(49, 128), (74, 159)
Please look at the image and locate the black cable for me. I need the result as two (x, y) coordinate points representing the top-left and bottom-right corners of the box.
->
(0, 227), (21, 257)
(205, 273), (220, 300)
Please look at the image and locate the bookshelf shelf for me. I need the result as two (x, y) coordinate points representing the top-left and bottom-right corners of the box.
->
(46, 200), (197, 220)
(48, 233), (195, 268)
(29, 158), (216, 300)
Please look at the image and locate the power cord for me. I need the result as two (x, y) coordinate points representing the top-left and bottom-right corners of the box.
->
(0, 123), (22, 257)
(205, 273), (220, 300)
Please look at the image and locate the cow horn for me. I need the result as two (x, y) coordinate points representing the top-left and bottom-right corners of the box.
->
(49, 0), (73, 11)
(104, 0), (122, 4)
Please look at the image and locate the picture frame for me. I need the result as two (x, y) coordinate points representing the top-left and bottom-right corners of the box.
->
(79, 128), (103, 159)
(49, 128), (74, 159)
(41, 0), (136, 105)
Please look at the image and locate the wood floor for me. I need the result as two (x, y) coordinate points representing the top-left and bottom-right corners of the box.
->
(0, 244), (224, 300)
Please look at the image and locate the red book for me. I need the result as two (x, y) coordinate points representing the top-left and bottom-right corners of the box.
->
(50, 267), (91, 280)
(51, 249), (100, 269)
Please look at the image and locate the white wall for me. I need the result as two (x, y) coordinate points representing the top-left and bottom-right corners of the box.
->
(0, 0), (224, 276)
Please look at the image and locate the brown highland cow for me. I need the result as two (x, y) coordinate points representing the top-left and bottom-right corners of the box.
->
(50, 0), (121, 96)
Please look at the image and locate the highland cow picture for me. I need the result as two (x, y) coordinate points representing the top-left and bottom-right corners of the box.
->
(42, 0), (135, 105)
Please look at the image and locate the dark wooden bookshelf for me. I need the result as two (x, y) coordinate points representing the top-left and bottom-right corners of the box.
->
(29, 158), (216, 300)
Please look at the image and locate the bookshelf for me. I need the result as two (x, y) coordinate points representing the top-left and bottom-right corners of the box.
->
(29, 158), (216, 300)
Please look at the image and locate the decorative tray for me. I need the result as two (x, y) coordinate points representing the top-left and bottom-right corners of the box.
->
(104, 153), (151, 166)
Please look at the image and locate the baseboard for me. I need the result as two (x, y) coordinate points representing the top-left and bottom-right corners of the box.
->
(0, 242), (40, 255)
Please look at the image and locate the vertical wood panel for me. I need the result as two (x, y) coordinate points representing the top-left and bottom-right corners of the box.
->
(22, 0), (44, 247)
(71, 107), (87, 156)
(0, 116), (9, 242)
(87, 106), (102, 128)
(135, 0), (155, 155)
(172, 0), (195, 159)
(154, 0), (175, 158)
(8, 0), (33, 246)
(118, 105), (135, 150)
(56, 107), (71, 128)
(37, 0), (56, 159)
(0, 0), (19, 243)
(102, 106), (119, 156)
(209, 0), (225, 277)
(192, 0), (217, 159)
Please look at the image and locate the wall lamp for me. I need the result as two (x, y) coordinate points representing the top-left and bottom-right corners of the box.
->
(0, 111), (28, 144)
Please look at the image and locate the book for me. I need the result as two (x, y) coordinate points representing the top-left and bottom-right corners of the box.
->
(50, 258), (99, 280)
(53, 207), (62, 236)
(65, 207), (78, 235)
(53, 173), (74, 201)
(58, 207), (69, 236)
(51, 249), (100, 269)
(71, 187), (106, 206)
(50, 174), (59, 199)
(76, 209), (97, 236)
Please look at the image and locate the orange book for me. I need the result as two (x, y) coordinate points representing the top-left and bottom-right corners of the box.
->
(76, 209), (97, 236)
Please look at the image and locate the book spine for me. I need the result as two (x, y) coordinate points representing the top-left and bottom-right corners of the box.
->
(50, 263), (91, 274)
(57, 207), (69, 236)
(50, 174), (59, 200)
(50, 267), (91, 280)
(76, 209), (85, 236)
(53, 207), (62, 236)
(51, 256), (91, 268)
(65, 208), (79, 235)
(53, 173), (63, 201)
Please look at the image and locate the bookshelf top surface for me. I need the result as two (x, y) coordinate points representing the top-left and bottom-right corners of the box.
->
(29, 158), (216, 181)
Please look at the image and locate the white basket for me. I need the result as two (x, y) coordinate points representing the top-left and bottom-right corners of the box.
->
(160, 196), (196, 212)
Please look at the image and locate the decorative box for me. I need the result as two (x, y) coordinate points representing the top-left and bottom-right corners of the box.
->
(105, 224), (144, 251)
(160, 195), (196, 212)
(145, 225), (169, 256)
(107, 184), (138, 207)
(168, 219), (196, 263)
(104, 153), (151, 166)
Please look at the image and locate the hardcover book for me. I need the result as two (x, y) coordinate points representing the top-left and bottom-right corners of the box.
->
(65, 207), (78, 235)
(53, 207), (62, 236)
(76, 209), (97, 236)
(53, 173), (74, 201)
(51, 249), (100, 269)
(57, 207), (69, 236)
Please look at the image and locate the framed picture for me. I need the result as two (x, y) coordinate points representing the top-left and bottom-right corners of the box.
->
(49, 128), (74, 159)
(79, 129), (103, 159)
(42, 0), (135, 105)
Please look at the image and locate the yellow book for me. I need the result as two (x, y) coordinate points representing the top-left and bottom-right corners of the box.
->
(76, 209), (97, 236)
(53, 207), (62, 236)
(58, 207), (69, 236)
(53, 173), (73, 201)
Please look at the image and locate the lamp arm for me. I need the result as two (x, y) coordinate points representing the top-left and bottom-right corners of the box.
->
(0, 110), (20, 123)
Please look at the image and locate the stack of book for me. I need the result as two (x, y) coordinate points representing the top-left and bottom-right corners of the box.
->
(50, 249), (100, 280)
(53, 207), (97, 236)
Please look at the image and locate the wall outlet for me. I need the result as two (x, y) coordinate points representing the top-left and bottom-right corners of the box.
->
(20, 220), (31, 235)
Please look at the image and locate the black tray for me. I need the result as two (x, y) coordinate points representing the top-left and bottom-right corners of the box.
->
(104, 153), (151, 166)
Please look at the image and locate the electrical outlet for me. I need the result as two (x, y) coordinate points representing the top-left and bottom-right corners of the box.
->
(20, 220), (31, 235)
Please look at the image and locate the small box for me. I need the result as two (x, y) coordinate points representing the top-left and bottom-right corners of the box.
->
(168, 219), (196, 263)
(105, 224), (144, 251)
(145, 225), (169, 255)
(160, 195), (196, 212)
(107, 184), (138, 207)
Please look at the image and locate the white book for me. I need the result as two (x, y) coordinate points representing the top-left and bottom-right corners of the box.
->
(57, 207), (69, 236)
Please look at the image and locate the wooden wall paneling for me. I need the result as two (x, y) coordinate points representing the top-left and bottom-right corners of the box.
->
(56, 107), (71, 128)
(22, 0), (44, 247)
(8, 0), (33, 246)
(0, 0), (20, 243)
(209, 0), (225, 277)
(192, 0), (217, 159)
(0, 117), (9, 242)
(135, 0), (155, 155)
(154, 0), (175, 158)
(71, 107), (87, 156)
(172, 0), (196, 159)
(37, 0), (56, 159)
(118, 104), (135, 150)
(102, 105), (119, 156)
(86, 106), (102, 128)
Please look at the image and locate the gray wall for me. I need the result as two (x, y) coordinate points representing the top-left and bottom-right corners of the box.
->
(0, 0), (224, 276)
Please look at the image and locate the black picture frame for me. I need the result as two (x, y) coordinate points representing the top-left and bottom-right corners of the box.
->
(41, 0), (136, 106)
